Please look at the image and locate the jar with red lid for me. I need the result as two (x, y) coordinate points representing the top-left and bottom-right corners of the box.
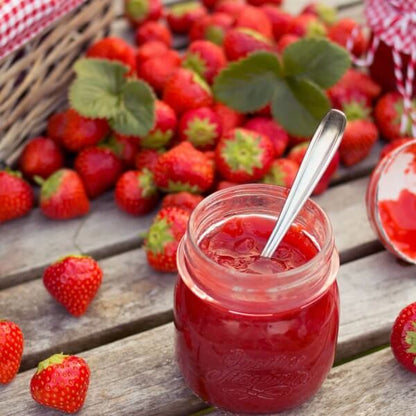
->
(174, 184), (340, 414)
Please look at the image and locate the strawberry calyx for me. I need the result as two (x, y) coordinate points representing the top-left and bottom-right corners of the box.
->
(99, 135), (124, 156)
(40, 169), (65, 201)
(404, 321), (416, 363)
(262, 164), (286, 185)
(167, 180), (201, 193)
(185, 117), (218, 147)
(145, 218), (175, 254)
(306, 20), (327, 38)
(4, 167), (23, 179)
(343, 100), (370, 121)
(206, 26), (225, 45)
(141, 129), (174, 149)
(138, 169), (157, 197)
(126, 0), (150, 19)
(182, 52), (208, 79)
(192, 72), (212, 95)
(315, 3), (337, 25)
(36, 353), (69, 374)
(238, 28), (271, 44)
(169, 1), (200, 17)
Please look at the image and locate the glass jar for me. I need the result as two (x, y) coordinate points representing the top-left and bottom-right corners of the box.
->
(174, 184), (340, 414)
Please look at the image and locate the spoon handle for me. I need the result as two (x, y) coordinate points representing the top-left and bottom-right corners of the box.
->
(261, 109), (347, 258)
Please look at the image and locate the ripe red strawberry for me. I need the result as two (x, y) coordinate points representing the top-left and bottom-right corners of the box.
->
(289, 143), (340, 195)
(261, 6), (293, 42)
(138, 100), (177, 148)
(163, 68), (213, 115)
(276, 34), (300, 53)
(380, 137), (414, 160)
(215, 128), (275, 183)
(125, 0), (162, 26)
(19, 137), (64, 181)
(212, 102), (246, 133)
(61, 109), (109, 153)
(103, 133), (139, 169)
(301, 2), (337, 25)
(135, 149), (161, 172)
(86, 37), (137, 75)
(47, 111), (68, 146)
(0, 170), (34, 223)
(115, 169), (159, 215)
(289, 14), (327, 37)
(391, 302), (416, 373)
(166, 2), (208, 34)
(178, 107), (222, 150)
(161, 191), (204, 212)
(244, 117), (289, 157)
(182, 40), (227, 84)
(30, 354), (90, 413)
(39, 169), (90, 220)
(189, 12), (233, 45)
(328, 18), (367, 57)
(0, 320), (24, 384)
(43, 255), (103, 316)
(215, 0), (246, 19)
(138, 50), (181, 94)
(74, 147), (123, 199)
(374, 92), (415, 142)
(135, 21), (172, 46)
(223, 28), (274, 61)
(261, 158), (299, 188)
(136, 40), (169, 65)
(144, 206), (190, 271)
(216, 180), (239, 190)
(154, 141), (214, 192)
(235, 5), (273, 39)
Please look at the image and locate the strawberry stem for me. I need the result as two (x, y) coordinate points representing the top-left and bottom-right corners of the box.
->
(37, 353), (69, 374)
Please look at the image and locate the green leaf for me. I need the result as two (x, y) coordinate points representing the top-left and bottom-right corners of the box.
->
(271, 77), (330, 137)
(283, 38), (350, 89)
(69, 59), (129, 119)
(213, 52), (282, 113)
(110, 80), (156, 137)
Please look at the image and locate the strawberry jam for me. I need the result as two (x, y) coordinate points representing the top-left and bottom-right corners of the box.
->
(174, 185), (340, 414)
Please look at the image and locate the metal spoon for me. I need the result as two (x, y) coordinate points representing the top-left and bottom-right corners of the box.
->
(261, 109), (347, 258)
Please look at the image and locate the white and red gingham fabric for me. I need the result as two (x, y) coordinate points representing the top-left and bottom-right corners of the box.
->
(0, 0), (86, 61)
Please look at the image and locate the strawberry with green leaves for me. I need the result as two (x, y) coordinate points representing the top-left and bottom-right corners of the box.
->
(162, 191), (204, 212)
(31, 354), (90, 413)
(154, 141), (214, 193)
(43, 255), (103, 317)
(124, 0), (162, 26)
(301, 2), (337, 26)
(215, 128), (275, 183)
(135, 149), (161, 172)
(189, 12), (233, 45)
(178, 107), (222, 150)
(261, 158), (299, 188)
(163, 68), (213, 115)
(235, 5), (273, 39)
(261, 6), (293, 42)
(135, 21), (172, 46)
(182, 40), (227, 84)
(166, 2), (208, 34)
(115, 169), (159, 215)
(38, 169), (90, 220)
(328, 18), (367, 57)
(0, 320), (24, 384)
(0, 170), (33, 223)
(144, 206), (190, 271)
(212, 102), (246, 133)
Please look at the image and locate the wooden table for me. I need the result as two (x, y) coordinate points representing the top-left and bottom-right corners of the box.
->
(1, 1), (416, 415)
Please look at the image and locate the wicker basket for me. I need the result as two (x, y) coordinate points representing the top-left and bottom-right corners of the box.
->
(0, 0), (114, 166)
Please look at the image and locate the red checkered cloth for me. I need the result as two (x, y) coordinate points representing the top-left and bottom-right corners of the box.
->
(0, 0), (86, 61)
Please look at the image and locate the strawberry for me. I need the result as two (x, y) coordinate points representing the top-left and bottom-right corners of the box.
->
(215, 0), (246, 19)
(30, 354), (90, 413)
(328, 18), (367, 57)
(182, 40), (227, 84)
(115, 169), (159, 216)
(61, 109), (109, 153)
(212, 102), (246, 133)
(136, 40), (169, 65)
(216, 180), (239, 190)
(74, 147), (123, 199)
(163, 68), (213, 115)
(47, 111), (68, 146)
(289, 143), (340, 195)
(215, 128), (275, 183)
(244, 117), (289, 157)
(166, 2), (208, 34)
(125, 0), (162, 26)
(138, 100), (177, 148)
(135, 21), (172, 47)
(43, 255), (103, 317)
(104, 133), (139, 169)
(235, 5), (273, 39)
(223, 28), (274, 61)
(247, 0), (281, 7)
(154, 142), (214, 193)
(391, 302), (416, 373)
(178, 107), (222, 150)
(289, 14), (327, 37)
(261, 158), (299, 188)
(144, 206), (190, 271)
(39, 169), (90, 220)
(86, 37), (137, 75)
(276, 34), (300, 53)
(19, 137), (64, 181)
(135, 149), (161, 172)
(0, 170), (33, 223)
(189, 12), (233, 45)
(204, 150), (216, 171)
(138, 50), (181, 94)
(380, 138), (414, 160)
(161, 191), (204, 211)
(337, 69), (381, 102)
(0, 320), (24, 384)
(374, 92), (415, 142)
(301, 2), (337, 26)
(261, 6), (293, 42)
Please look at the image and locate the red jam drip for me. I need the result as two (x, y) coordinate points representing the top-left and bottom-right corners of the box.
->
(379, 189), (416, 260)
(199, 216), (318, 274)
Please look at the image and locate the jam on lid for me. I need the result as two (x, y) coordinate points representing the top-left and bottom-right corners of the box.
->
(366, 139), (416, 263)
